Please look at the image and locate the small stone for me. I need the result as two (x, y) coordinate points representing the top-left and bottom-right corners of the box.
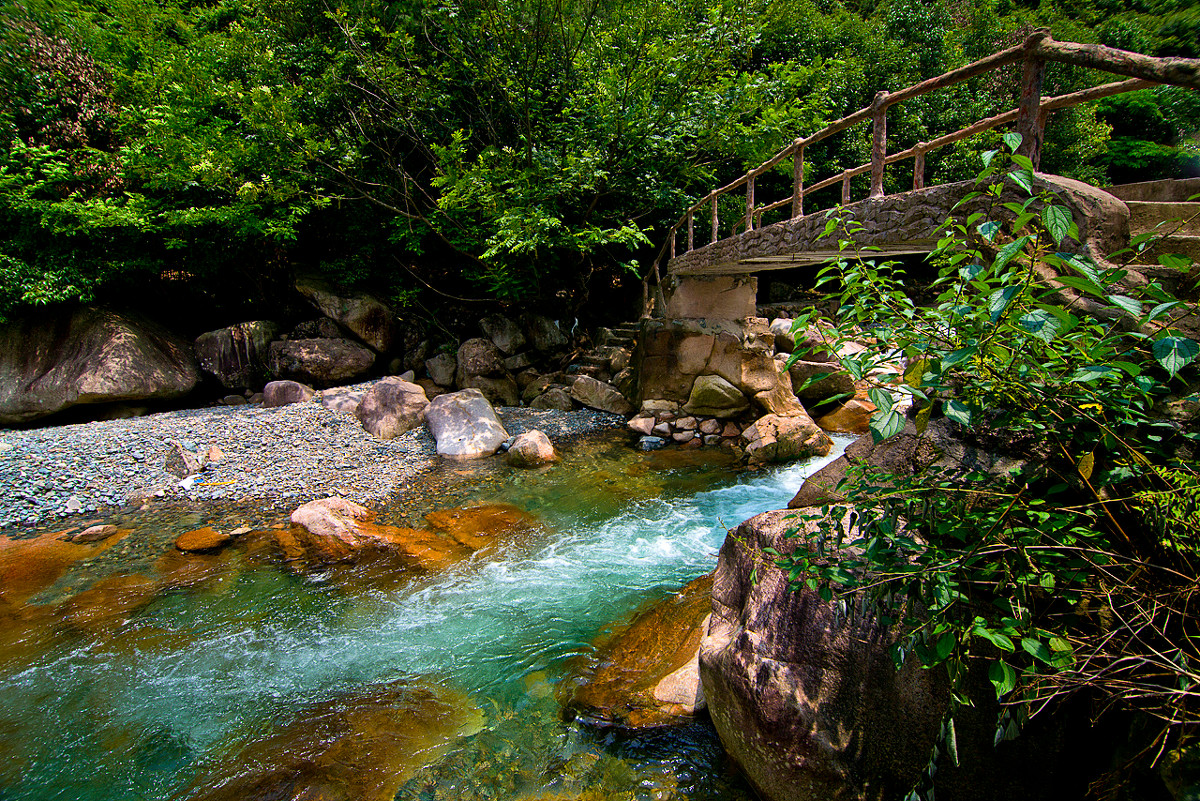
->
(700, 418), (722, 435)
(507, 430), (557, 467)
(672, 430), (695, 442)
(65, 496), (82, 513)
(222, 394), (247, 405)
(627, 415), (655, 436)
(71, 524), (118, 542)
(206, 444), (225, 464)
(639, 436), (668, 451)
(674, 416), (698, 431)
(163, 442), (204, 478)
(230, 526), (252, 536)
(652, 422), (672, 437)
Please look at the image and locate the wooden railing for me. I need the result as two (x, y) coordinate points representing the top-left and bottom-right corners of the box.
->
(649, 30), (1200, 298)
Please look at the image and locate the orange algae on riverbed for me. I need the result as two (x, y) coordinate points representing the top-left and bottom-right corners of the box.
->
(185, 679), (485, 801)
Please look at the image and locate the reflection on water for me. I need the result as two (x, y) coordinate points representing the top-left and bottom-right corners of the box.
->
(0, 431), (850, 801)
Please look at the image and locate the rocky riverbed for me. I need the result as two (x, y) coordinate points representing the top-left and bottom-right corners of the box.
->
(0, 386), (624, 530)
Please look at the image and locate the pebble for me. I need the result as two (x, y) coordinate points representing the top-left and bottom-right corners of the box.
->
(0, 390), (623, 529)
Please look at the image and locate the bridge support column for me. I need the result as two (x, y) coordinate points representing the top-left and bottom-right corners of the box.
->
(664, 275), (758, 321)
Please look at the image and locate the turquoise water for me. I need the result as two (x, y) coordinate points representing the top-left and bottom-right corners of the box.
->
(0, 433), (849, 801)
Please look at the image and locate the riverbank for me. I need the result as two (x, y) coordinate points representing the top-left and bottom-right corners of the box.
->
(0, 388), (626, 531)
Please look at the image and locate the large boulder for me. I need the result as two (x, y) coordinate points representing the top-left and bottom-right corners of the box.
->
(479, 313), (526, 355)
(524, 314), (569, 352)
(294, 275), (397, 353)
(506, 429), (557, 467)
(699, 509), (949, 801)
(424, 352), (457, 387)
(0, 307), (199, 424)
(683, 374), (749, 418)
(355, 377), (429, 439)
(742, 412), (832, 465)
(788, 359), (857, 403)
(789, 417), (1027, 509)
(268, 338), (375, 386)
(562, 574), (713, 729)
(455, 337), (506, 386)
(424, 389), (510, 459)
(569, 375), (634, 416)
(193, 320), (279, 390)
(263, 379), (315, 408)
(461, 374), (520, 407)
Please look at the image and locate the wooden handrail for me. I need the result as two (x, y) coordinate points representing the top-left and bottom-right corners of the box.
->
(662, 31), (1200, 266)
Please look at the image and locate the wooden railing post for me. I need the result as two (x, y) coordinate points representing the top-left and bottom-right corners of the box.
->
(746, 176), (755, 231)
(669, 229), (675, 259)
(1017, 29), (1051, 169)
(711, 197), (719, 243)
(687, 210), (694, 252)
(792, 146), (805, 219)
(841, 172), (851, 205)
(870, 91), (889, 198)
(913, 142), (926, 190)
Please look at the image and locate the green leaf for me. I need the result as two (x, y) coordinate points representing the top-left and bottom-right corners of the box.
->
(1017, 309), (1060, 342)
(1009, 169), (1034, 194)
(1159, 253), (1194, 272)
(870, 408), (905, 443)
(1070, 365), (1115, 383)
(935, 631), (956, 661)
(977, 220), (1000, 242)
(1021, 637), (1053, 665)
(867, 387), (894, 412)
(944, 399), (973, 426)
(993, 235), (1032, 273)
(973, 626), (1015, 652)
(943, 346), (976, 367)
(1152, 336), (1200, 378)
(1041, 205), (1072, 245)
(1055, 275), (1107, 299)
(1002, 131), (1023, 152)
(988, 285), (1020, 322)
(1106, 294), (1142, 316)
(981, 149), (999, 168)
(989, 660), (1017, 697)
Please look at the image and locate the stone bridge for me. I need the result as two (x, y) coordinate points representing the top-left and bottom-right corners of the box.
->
(661, 174), (1131, 321)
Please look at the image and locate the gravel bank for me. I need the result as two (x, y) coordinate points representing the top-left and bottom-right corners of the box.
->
(0, 389), (625, 530)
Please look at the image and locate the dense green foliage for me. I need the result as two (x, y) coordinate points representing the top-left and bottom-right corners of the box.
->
(0, 0), (1197, 325)
(782, 138), (1199, 790)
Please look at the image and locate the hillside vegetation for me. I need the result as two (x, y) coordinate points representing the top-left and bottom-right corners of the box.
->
(1, 0), (1197, 327)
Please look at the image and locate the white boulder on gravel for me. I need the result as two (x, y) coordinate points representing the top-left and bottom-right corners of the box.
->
(424, 389), (509, 459)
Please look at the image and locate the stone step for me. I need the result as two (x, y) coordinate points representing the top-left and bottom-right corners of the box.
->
(1126, 201), (1200, 237)
(1105, 177), (1200, 203)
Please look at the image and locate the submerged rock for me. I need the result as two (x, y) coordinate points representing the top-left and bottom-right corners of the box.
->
(174, 526), (233, 552)
(423, 503), (545, 554)
(562, 574), (713, 728)
(185, 679), (484, 801)
(283, 496), (474, 571)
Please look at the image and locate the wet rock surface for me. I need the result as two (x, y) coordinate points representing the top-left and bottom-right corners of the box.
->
(562, 573), (713, 729)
